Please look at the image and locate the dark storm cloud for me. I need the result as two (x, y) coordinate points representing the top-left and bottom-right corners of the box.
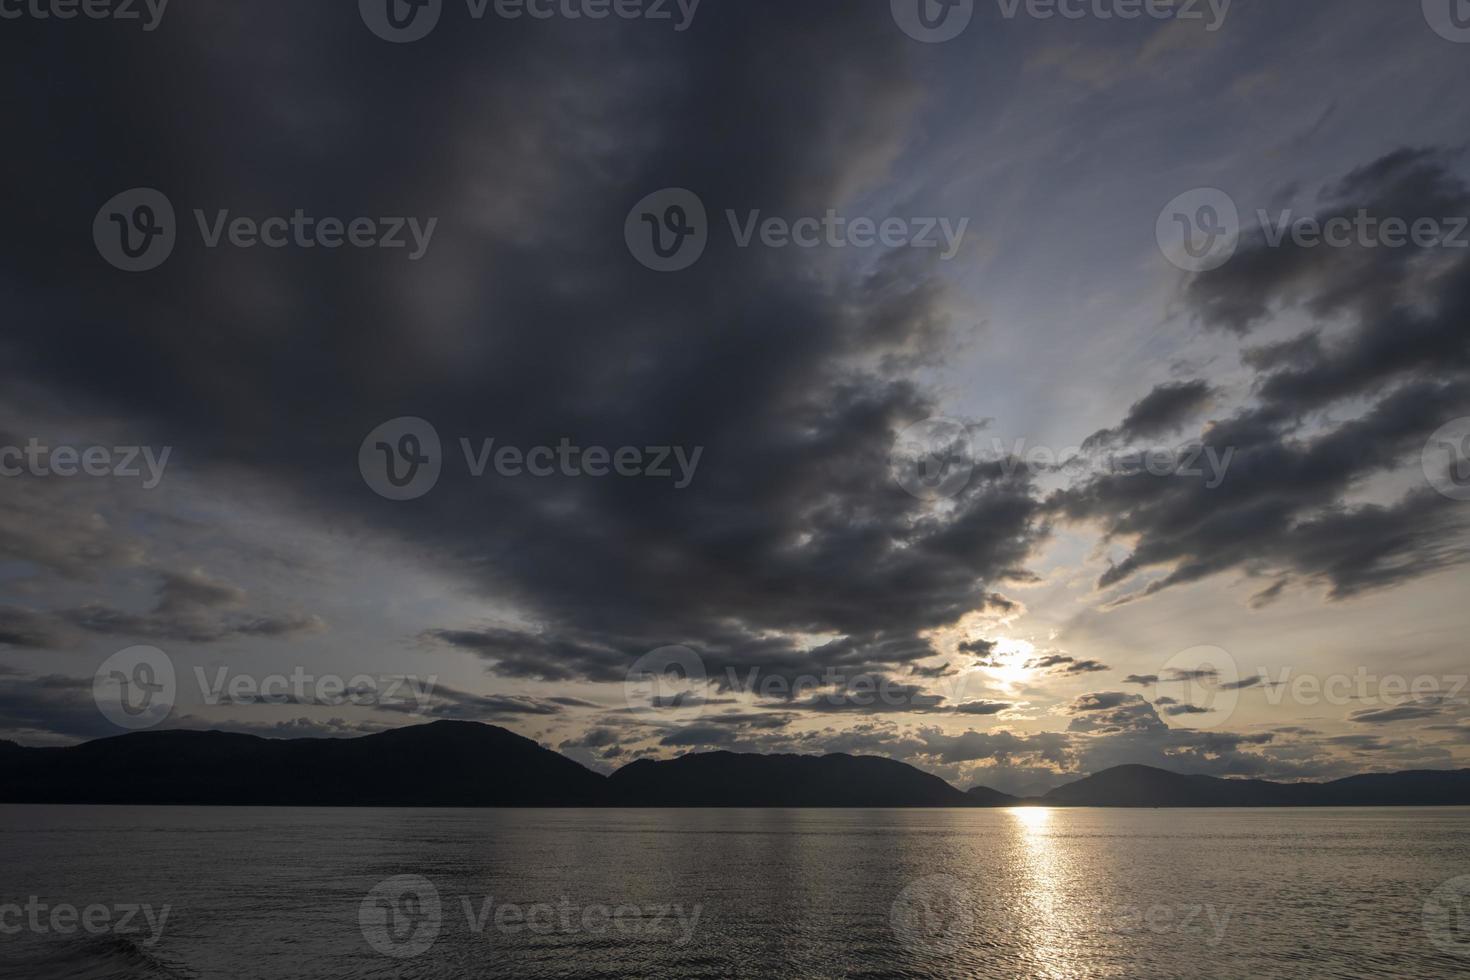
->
(0, 674), (119, 742)
(1054, 148), (1470, 605)
(698, 711), (797, 730)
(957, 638), (1004, 667)
(1247, 577), (1290, 609)
(1069, 692), (1134, 711)
(1122, 674), (1158, 686)
(953, 700), (1012, 715)
(422, 628), (630, 683)
(659, 726), (738, 748)
(1065, 693), (1168, 735)
(373, 685), (590, 721)
(1083, 381), (1215, 450)
(784, 675), (948, 714)
(1327, 734), (1390, 751)
(0, 607), (64, 650)
(0, 0), (1053, 689)
(58, 569), (324, 644)
(1348, 701), (1448, 725)
(1026, 654), (1109, 675)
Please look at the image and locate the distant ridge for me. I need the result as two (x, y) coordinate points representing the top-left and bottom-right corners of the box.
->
(606, 751), (975, 806)
(1040, 763), (1470, 807)
(1, 723), (1467, 807)
(0, 721), (606, 806)
(965, 784), (1021, 806)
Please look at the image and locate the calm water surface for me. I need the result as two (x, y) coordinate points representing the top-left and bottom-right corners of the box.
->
(0, 806), (1466, 979)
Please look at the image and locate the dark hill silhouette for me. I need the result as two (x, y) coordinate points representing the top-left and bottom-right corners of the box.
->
(965, 784), (1021, 806)
(0, 721), (605, 806)
(1041, 763), (1470, 807)
(606, 750), (972, 806)
(2, 723), (1468, 807)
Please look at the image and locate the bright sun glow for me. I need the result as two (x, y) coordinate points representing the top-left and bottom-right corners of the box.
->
(1008, 806), (1052, 829)
(984, 638), (1037, 689)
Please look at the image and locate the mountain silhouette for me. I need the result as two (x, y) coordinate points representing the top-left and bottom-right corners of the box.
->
(606, 750), (973, 806)
(0, 721), (605, 806)
(2, 723), (1468, 807)
(965, 784), (1022, 806)
(1040, 763), (1470, 807)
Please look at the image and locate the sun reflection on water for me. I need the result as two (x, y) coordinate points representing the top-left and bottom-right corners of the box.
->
(1007, 807), (1082, 978)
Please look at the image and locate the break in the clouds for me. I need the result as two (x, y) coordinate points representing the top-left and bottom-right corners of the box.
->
(0, 1), (1466, 792)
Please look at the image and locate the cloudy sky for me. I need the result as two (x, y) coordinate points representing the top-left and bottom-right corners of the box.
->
(1, 0), (1468, 794)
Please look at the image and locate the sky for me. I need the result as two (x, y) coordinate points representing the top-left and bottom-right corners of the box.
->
(1, 0), (1468, 795)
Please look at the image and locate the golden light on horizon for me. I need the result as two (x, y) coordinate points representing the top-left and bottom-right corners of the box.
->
(1008, 805), (1053, 830)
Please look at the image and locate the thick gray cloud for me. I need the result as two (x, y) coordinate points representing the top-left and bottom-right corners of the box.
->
(1, 0), (1049, 693)
(1027, 654), (1110, 675)
(1054, 149), (1470, 606)
(1084, 381), (1215, 450)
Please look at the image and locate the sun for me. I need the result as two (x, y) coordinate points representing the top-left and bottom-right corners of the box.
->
(984, 638), (1036, 689)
